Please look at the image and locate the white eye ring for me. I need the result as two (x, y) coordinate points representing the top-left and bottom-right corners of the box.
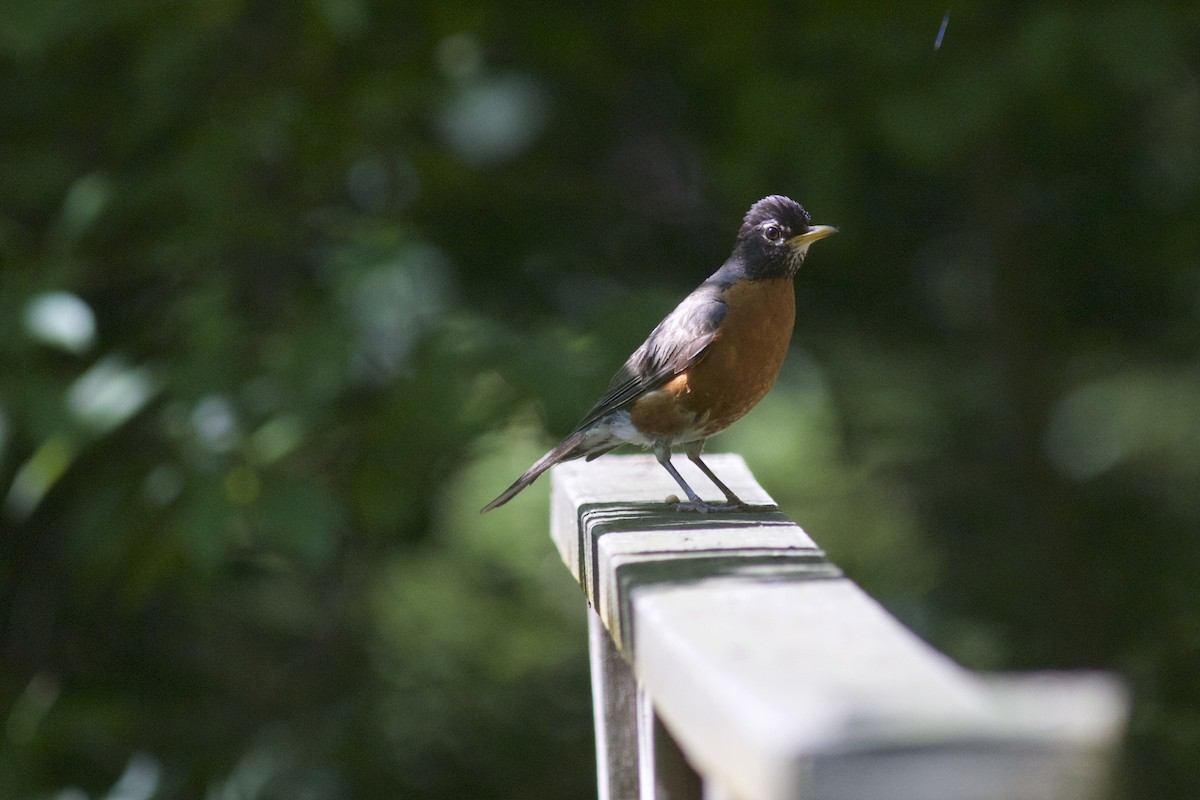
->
(763, 223), (782, 242)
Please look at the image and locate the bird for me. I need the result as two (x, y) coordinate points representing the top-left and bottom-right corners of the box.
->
(482, 195), (836, 513)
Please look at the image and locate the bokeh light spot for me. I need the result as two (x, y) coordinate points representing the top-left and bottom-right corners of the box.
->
(1044, 381), (1130, 480)
(191, 395), (241, 454)
(438, 73), (549, 166)
(437, 33), (483, 81)
(5, 435), (76, 520)
(66, 356), (158, 434)
(349, 243), (452, 379)
(24, 291), (96, 354)
(225, 466), (261, 505)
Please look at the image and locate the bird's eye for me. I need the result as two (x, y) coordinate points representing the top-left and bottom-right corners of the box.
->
(763, 224), (782, 242)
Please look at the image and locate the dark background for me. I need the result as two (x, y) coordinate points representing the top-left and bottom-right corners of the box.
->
(2, 2), (1198, 798)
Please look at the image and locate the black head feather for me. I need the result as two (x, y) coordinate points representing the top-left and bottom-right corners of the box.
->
(739, 195), (812, 238)
(730, 195), (818, 280)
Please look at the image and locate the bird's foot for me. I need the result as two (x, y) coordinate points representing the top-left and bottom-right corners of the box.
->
(670, 500), (753, 514)
(669, 498), (781, 514)
(664, 492), (778, 514)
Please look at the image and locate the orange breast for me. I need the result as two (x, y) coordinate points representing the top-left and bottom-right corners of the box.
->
(630, 277), (795, 440)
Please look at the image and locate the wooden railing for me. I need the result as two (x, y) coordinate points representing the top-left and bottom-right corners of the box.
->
(550, 454), (1127, 800)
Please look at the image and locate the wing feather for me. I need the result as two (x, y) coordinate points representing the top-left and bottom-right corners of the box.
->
(572, 282), (728, 432)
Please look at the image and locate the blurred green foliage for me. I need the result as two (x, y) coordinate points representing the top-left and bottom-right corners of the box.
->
(1, 1), (1198, 797)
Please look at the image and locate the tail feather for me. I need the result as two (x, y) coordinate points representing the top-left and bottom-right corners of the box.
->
(480, 431), (588, 513)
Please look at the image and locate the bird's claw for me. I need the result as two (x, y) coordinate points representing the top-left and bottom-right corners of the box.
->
(671, 500), (747, 514)
(671, 500), (779, 514)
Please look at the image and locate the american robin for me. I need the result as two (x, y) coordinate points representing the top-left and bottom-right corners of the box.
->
(482, 195), (836, 513)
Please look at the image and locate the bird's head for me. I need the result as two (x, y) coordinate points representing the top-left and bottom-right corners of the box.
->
(735, 195), (836, 279)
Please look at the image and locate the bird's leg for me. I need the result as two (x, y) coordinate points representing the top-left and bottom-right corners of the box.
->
(683, 442), (776, 512)
(655, 442), (745, 513)
(683, 440), (749, 510)
(653, 443), (717, 513)
(689, 458), (745, 507)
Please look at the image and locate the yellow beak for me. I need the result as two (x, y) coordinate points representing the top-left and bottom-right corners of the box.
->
(787, 225), (838, 249)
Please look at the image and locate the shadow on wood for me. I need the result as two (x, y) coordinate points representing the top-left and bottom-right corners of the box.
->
(550, 454), (1127, 800)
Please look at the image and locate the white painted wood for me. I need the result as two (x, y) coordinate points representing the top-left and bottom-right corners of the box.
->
(633, 580), (1126, 800)
(701, 781), (735, 800)
(637, 685), (655, 800)
(551, 455), (834, 652)
(638, 685), (702, 800)
(591, 608), (639, 800)
(551, 455), (1128, 800)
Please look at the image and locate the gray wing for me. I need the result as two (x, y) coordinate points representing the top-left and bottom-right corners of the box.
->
(572, 282), (728, 433)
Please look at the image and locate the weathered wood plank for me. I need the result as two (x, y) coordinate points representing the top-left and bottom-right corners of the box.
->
(634, 580), (1125, 800)
(551, 454), (1127, 800)
(551, 455), (836, 652)
(638, 686), (702, 800)
(590, 608), (639, 800)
